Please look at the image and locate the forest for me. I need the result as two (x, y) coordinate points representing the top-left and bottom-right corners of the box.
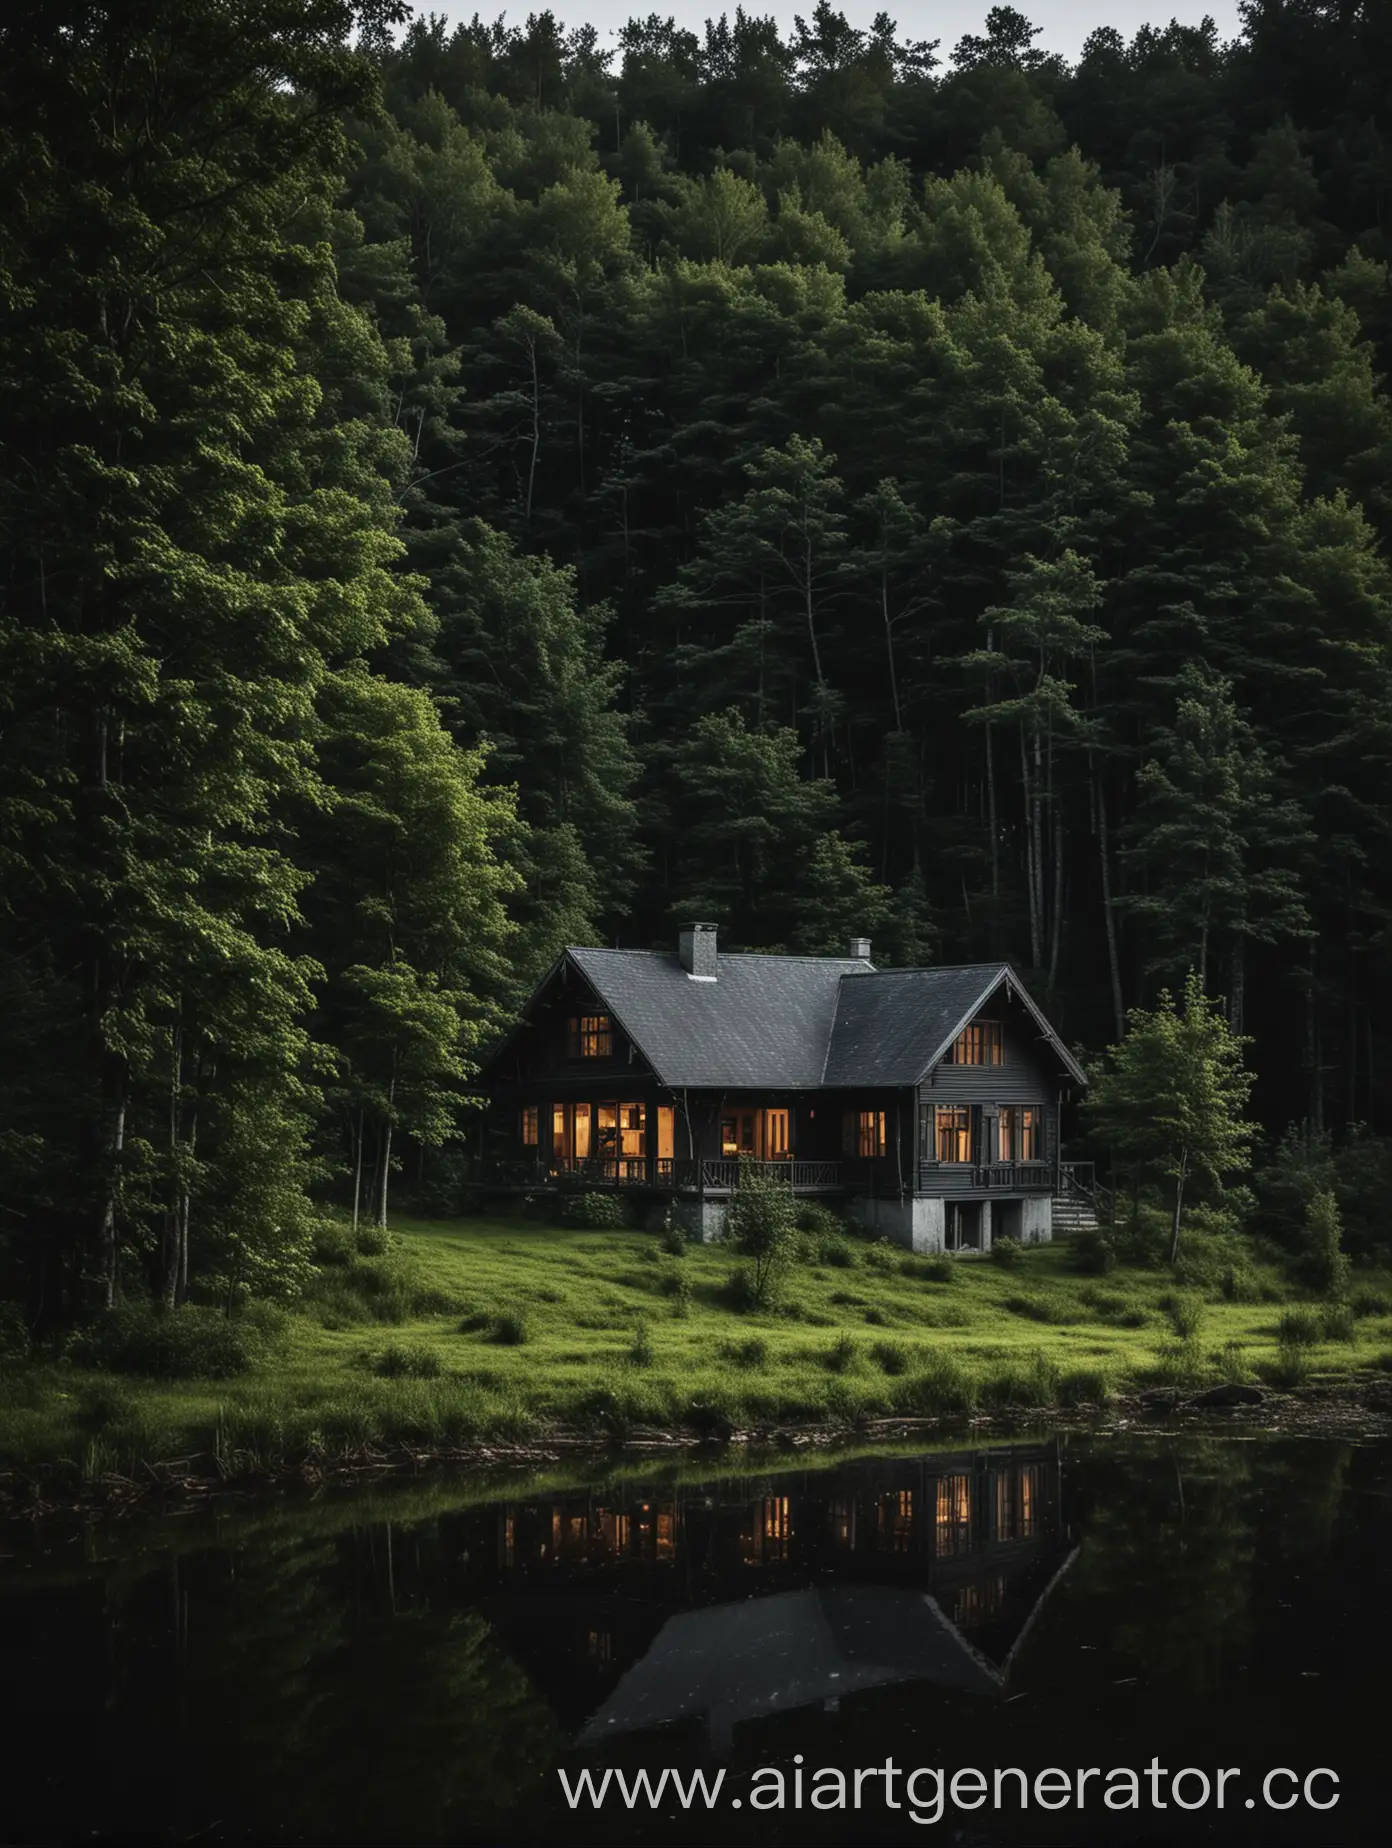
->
(5, 0), (1392, 1327)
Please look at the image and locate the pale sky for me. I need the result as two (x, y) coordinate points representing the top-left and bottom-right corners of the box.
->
(418, 3), (1245, 68)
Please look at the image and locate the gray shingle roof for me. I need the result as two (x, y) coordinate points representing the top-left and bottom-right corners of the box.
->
(567, 947), (870, 1088)
(823, 965), (1014, 1086)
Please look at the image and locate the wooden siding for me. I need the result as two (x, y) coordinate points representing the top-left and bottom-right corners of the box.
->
(915, 1009), (1060, 1196)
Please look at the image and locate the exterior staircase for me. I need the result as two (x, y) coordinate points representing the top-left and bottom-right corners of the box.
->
(1051, 1163), (1111, 1239)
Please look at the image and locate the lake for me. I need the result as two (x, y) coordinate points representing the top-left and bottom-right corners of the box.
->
(2, 1432), (1388, 1845)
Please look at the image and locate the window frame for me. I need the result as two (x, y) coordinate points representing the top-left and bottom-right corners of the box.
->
(946, 1019), (1004, 1066)
(567, 1012), (613, 1059)
(520, 1104), (539, 1147)
(998, 1104), (1040, 1162)
(934, 1104), (972, 1164)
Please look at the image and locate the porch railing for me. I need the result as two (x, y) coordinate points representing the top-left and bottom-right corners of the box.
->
(674, 1159), (844, 1192)
(970, 1161), (1054, 1192)
(480, 1156), (845, 1191)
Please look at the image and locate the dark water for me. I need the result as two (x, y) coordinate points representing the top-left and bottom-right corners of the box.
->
(2, 1433), (1389, 1846)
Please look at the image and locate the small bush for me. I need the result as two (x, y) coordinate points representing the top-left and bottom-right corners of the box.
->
(562, 1191), (632, 1230)
(721, 1265), (765, 1314)
(1350, 1284), (1392, 1319)
(980, 1350), (1060, 1408)
(862, 1307), (889, 1327)
(1213, 1340), (1251, 1385)
(720, 1336), (769, 1370)
(1298, 1189), (1350, 1298)
(862, 1241), (896, 1271)
(1320, 1300), (1356, 1343)
(1150, 1338), (1207, 1392)
(1003, 1294), (1060, 1325)
(794, 1201), (845, 1238)
(489, 1311), (531, 1347)
(871, 1340), (910, 1376)
(1264, 1340), (1313, 1389)
(826, 1334), (860, 1374)
(819, 1236), (857, 1269)
(921, 1256), (955, 1284)
(894, 1349), (977, 1414)
(310, 1219), (357, 1267)
(1058, 1365), (1112, 1407)
(1276, 1307), (1322, 1348)
(627, 1318), (655, 1368)
(372, 1344), (443, 1379)
(727, 1159), (797, 1307)
(659, 1222), (687, 1258)
(990, 1236), (1025, 1270)
(1160, 1293), (1205, 1340)
(354, 1224), (391, 1258)
(1218, 1264), (1261, 1304)
(1068, 1230), (1117, 1275)
(67, 1302), (257, 1380)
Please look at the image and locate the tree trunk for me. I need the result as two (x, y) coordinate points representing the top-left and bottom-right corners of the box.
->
(351, 1108), (365, 1235)
(98, 1077), (127, 1311)
(1095, 765), (1125, 1038)
(1169, 1145), (1189, 1267)
(1229, 936), (1245, 1036)
(162, 1018), (184, 1309)
(376, 1079), (396, 1230)
(881, 570), (902, 732)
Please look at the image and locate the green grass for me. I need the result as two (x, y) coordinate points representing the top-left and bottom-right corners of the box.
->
(3, 1214), (1388, 1488)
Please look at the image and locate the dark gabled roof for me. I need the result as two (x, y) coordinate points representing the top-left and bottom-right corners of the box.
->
(567, 946), (872, 1088)
(494, 949), (1086, 1092)
(824, 963), (1087, 1088)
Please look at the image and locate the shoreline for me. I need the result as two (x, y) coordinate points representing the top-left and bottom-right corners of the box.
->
(6, 1379), (1392, 1524)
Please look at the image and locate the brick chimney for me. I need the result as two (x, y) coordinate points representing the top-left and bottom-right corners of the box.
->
(848, 936), (872, 961)
(678, 921), (718, 980)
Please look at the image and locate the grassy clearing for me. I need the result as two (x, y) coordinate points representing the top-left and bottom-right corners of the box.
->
(4, 1214), (1391, 1486)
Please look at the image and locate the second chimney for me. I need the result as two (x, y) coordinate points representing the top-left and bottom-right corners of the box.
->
(679, 921), (718, 979)
(848, 936), (872, 961)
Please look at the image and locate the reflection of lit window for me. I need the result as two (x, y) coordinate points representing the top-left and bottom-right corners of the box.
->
(992, 1464), (1041, 1542)
(656, 1510), (675, 1557)
(587, 1630), (612, 1665)
(763, 1497), (791, 1559)
(830, 1497), (856, 1549)
(503, 1514), (516, 1567)
(935, 1474), (973, 1556)
(954, 1574), (1006, 1629)
(878, 1488), (914, 1552)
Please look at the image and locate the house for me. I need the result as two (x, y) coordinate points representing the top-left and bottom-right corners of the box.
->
(476, 922), (1090, 1253)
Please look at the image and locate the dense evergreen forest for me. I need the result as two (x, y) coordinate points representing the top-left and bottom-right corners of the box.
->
(5, 0), (1392, 1322)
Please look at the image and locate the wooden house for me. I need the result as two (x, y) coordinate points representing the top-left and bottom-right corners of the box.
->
(476, 923), (1092, 1252)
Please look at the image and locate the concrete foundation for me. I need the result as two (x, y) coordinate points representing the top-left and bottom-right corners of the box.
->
(672, 1198), (729, 1244)
(847, 1194), (945, 1254)
(1020, 1195), (1052, 1244)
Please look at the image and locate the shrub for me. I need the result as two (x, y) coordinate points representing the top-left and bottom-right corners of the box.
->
(1150, 1338), (1207, 1392)
(862, 1241), (896, 1271)
(1299, 1189), (1351, 1298)
(562, 1191), (632, 1230)
(1351, 1284), (1392, 1318)
(66, 1301), (258, 1380)
(990, 1236), (1025, 1270)
(727, 1159), (797, 1308)
(980, 1351), (1060, 1408)
(826, 1335), (860, 1374)
(354, 1224), (391, 1258)
(310, 1219), (357, 1267)
(1218, 1264), (1261, 1304)
(921, 1256), (955, 1284)
(1068, 1229), (1117, 1275)
(1212, 1340), (1251, 1385)
(1276, 1307), (1322, 1348)
(1160, 1293), (1205, 1340)
(1320, 1300), (1356, 1344)
(862, 1307), (889, 1327)
(895, 1349), (977, 1414)
(489, 1311), (530, 1347)
(1265, 1340), (1313, 1389)
(659, 1222), (688, 1258)
(627, 1318), (655, 1368)
(372, 1344), (443, 1379)
(721, 1265), (762, 1313)
(1004, 1294), (1060, 1325)
(720, 1336), (769, 1370)
(819, 1236), (857, 1269)
(1058, 1365), (1112, 1407)
(793, 1201), (845, 1238)
(658, 1266), (691, 1315)
(870, 1340), (910, 1376)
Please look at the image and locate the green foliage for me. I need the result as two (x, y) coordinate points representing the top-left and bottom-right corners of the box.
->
(1069, 1229), (1118, 1274)
(1275, 1307), (1322, 1348)
(659, 1223), (688, 1257)
(626, 1318), (656, 1368)
(562, 1192), (633, 1229)
(870, 1339), (910, 1375)
(66, 1303), (260, 1381)
(1161, 1293), (1206, 1340)
(1085, 973), (1257, 1264)
(372, 1344), (444, 1379)
(826, 1334), (860, 1373)
(819, 1236), (857, 1268)
(1298, 1189), (1351, 1298)
(488, 1312), (531, 1347)
(726, 1159), (797, 1308)
(990, 1236), (1025, 1270)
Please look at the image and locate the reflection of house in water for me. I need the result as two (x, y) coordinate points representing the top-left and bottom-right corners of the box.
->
(463, 1443), (1074, 1751)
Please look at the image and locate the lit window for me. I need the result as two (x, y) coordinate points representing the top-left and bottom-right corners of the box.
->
(935, 1105), (971, 1163)
(857, 1110), (886, 1157)
(999, 1105), (1039, 1161)
(948, 1021), (1003, 1065)
(520, 1105), (539, 1146)
(568, 1013), (613, 1058)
